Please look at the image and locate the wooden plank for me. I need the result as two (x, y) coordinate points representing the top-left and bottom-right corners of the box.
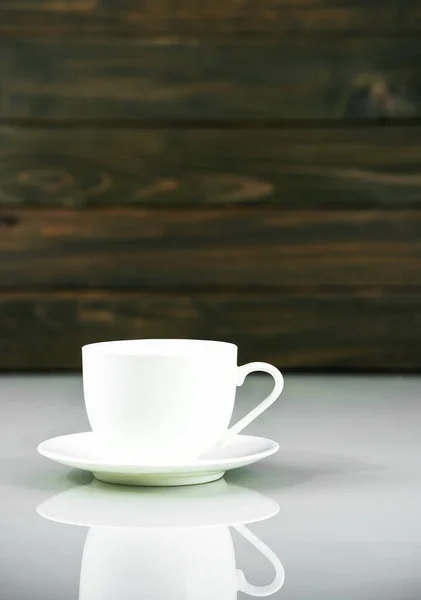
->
(1, 207), (421, 288)
(1, 37), (421, 120)
(1, 290), (420, 370)
(1, 126), (421, 208)
(0, 1), (420, 36)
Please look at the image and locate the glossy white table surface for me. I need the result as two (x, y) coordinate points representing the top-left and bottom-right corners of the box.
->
(1, 374), (420, 600)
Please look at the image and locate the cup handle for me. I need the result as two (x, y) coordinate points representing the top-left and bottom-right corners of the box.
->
(235, 524), (285, 597)
(228, 362), (284, 436)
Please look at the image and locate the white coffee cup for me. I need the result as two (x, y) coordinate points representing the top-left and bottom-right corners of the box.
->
(82, 339), (284, 463)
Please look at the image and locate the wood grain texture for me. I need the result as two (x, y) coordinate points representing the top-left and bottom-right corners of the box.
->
(1, 1), (420, 35)
(1, 207), (421, 288)
(1, 290), (420, 370)
(1, 38), (420, 120)
(1, 4), (420, 374)
(2, 126), (421, 208)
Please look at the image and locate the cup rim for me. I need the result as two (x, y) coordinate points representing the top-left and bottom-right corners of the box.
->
(82, 339), (238, 356)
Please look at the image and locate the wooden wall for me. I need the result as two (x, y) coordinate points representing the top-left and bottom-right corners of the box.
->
(0, 1), (421, 370)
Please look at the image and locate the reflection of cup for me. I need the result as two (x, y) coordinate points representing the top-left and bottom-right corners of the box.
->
(81, 524), (282, 600)
(82, 339), (283, 462)
(38, 480), (285, 599)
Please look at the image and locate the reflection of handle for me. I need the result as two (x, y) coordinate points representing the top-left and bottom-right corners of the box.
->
(229, 362), (284, 436)
(235, 524), (285, 597)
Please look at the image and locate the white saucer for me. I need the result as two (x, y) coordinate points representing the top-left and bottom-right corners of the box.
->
(38, 433), (279, 486)
(37, 478), (279, 528)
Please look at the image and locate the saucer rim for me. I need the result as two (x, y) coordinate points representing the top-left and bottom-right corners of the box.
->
(38, 432), (279, 470)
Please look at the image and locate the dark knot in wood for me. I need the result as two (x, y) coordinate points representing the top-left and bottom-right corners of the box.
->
(0, 213), (18, 227)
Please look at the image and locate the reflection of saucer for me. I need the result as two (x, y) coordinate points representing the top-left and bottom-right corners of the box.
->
(37, 478), (279, 529)
(38, 433), (279, 486)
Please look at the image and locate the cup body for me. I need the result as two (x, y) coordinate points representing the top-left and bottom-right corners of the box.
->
(82, 339), (238, 462)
